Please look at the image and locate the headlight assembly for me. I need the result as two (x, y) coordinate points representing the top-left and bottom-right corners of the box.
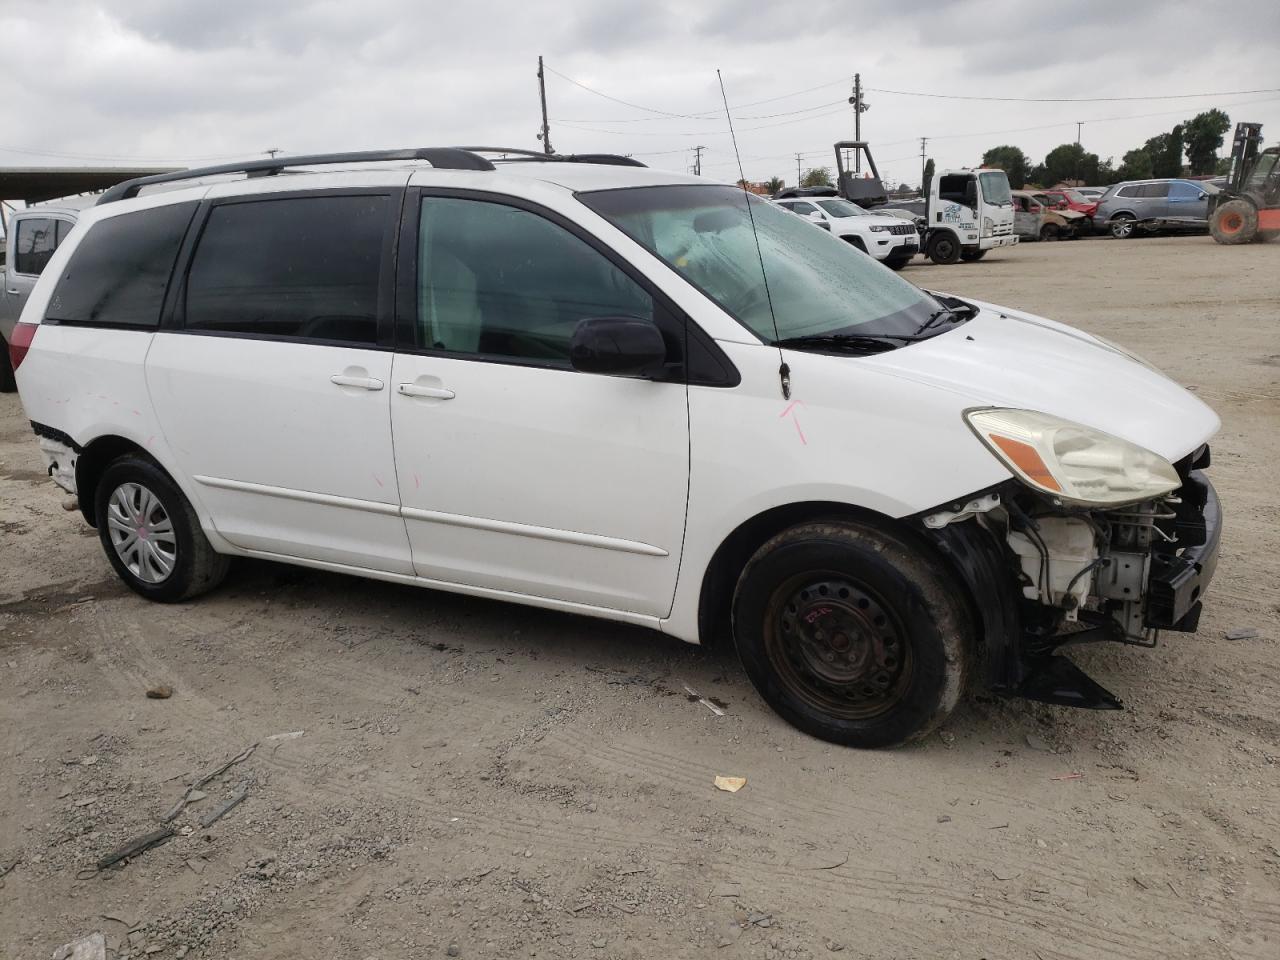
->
(966, 408), (1180, 506)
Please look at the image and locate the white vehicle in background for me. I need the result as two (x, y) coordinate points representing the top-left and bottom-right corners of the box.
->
(10, 147), (1222, 749)
(772, 192), (919, 270)
(922, 168), (1018, 264)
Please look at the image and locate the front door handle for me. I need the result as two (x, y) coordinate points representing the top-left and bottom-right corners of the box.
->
(330, 374), (384, 391)
(398, 382), (455, 400)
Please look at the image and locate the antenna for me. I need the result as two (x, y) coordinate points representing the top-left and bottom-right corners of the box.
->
(717, 69), (789, 401)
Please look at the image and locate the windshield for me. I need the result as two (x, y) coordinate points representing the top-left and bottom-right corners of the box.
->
(1062, 189), (1087, 203)
(580, 184), (941, 343)
(978, 171), (1012, 206)
(1247, 152), (1279, 189)
(815, 198), (869, 218)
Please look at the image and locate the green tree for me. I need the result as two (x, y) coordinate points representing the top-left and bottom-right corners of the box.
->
(1115, 147), (1153, 182)
(1182, 108), (1231, 175)
(980, 145), (1030, 188)
(1042, 143), (1101, 185)
(922, 158), (934, 192)
(1026, 163), (1047, 187)
(765, 176), (784, 195)
(800, 166), (833, 187)
(1143, 125), (1184, 178)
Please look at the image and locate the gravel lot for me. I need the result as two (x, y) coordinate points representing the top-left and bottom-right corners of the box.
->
(2, 233), (1279, 960)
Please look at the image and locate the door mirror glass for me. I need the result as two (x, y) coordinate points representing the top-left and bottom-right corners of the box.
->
(570, 316), (667, 377)
(964, 182), (978, 208)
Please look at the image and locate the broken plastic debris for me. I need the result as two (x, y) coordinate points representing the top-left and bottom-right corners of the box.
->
(1225, 627), (1260, 640)
(1050, 772), (1085, 781)
(52, 933), (106, 960)
(265, 730), (305, 741)
(682, 683), (726, 717)
(713, 775), (746, 793)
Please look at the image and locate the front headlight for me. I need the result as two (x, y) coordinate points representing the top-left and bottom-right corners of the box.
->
(868, 225), (890, 233)
(982, 216), (993, 238)
(966, 408), (1180, 506)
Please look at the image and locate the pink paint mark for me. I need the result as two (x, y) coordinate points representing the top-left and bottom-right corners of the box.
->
(147, 435), (156, 447)
(372, 473), (384, 488)
(780, 399), (807, 445)
(413, 473), (421, 489)
(132, 409), (142, 416)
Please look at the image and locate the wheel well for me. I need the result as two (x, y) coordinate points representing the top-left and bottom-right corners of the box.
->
(76, 436), (151, 527)
(841, 234), (867, 252)
(696, 500), (897, 651)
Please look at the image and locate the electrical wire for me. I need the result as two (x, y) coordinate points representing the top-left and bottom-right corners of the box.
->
(868, 85), (1280, 103)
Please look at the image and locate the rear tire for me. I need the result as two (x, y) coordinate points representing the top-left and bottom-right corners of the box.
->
(1109, 214), (1136, 239)
(94, 455), (229, 602)
(732, 520), (971, 748)
(1039, 224), (1060, 242)
(0, 339), (15, 393)
(1210, 199), (1258, 245)
(926, 233), (962, 265)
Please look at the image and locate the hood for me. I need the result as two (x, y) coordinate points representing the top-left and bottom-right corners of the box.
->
(859, 214), (912, 228)
(859, 301), (1219, 462)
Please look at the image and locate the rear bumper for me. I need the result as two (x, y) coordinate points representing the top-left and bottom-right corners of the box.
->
(1145, 471), (1221, 631)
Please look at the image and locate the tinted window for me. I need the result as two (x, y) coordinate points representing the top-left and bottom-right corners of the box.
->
(938, 174), (970, 204)
(185, 195), (387, 344)
(46, 203), (196, 328)
(14, 218), (57, 275)
(414, 197), (653, 362)
(1169, 181), (1203, 200)
(55, 219), (75, 244)
(1139, 182), (1170, 198)
(790, 201), (819, 215)
(1115, 185), (1139, 198)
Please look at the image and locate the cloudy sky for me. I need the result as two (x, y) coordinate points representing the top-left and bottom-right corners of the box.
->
(3, 0), (1279, 188)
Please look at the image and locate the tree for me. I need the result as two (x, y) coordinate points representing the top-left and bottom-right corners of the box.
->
(1042, 143), (1101, 186)
(1026, 163), (1047, 187)
(765, 176), (784, 195)
(981, 145), (1030, 188)
(1143, 125), (1184, 178)
(922, 158), (934, 192)
(1115, 147), (1153, 182)
(1183, 108), (1231, 175)
(800, 166), (833, 187)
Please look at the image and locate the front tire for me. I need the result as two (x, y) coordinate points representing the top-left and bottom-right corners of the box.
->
(1039, 224), (1060, 242)
(95, 455), (229, 602)
(884, 255), (911, 271)
(1109, 214), (1136, 239)
(1209, 199), (1258, 245)
(926, 233), (962, 265)
(732, 521), (971, 748)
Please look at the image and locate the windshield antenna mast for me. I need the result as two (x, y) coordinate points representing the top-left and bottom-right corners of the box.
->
(717, 69), (789, 400)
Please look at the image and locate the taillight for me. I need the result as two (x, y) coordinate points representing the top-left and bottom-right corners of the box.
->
(9, 322), (38, 372)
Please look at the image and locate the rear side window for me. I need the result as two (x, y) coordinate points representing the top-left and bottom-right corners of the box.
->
(14, 218), (57, 275)
(1115, 185), (1138, 198)
(184, 194), (388, 345)
(46, 202), (196, 328)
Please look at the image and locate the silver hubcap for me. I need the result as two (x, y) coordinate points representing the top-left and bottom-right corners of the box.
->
(1114, 219), (1132, 237)
(107, 482), (177, 584)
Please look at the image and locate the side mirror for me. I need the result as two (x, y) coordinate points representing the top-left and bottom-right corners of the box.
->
(1198, 191), (1206, 200)
(570, 316), (667, 378)
(964, 184), (978, 208)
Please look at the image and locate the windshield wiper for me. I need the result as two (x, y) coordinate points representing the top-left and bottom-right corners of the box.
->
(773, 332), (924, 354)
(916, 293), (979, 335)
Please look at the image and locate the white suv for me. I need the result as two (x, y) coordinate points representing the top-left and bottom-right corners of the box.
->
(11, 147), (1222, 748)
(773, 194), (919, 269)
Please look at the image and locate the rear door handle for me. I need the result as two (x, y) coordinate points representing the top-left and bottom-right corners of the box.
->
(330, 374), (384, 391)
(398, 383), (455, 400)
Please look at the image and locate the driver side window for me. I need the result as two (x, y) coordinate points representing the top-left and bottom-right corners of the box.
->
(415, 197), (653, 363)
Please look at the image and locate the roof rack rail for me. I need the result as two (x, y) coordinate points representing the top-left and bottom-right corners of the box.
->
(460, 147), (647, 168)
(95, 147), (497, 205)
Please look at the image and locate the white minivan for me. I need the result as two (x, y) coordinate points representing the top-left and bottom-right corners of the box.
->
(10, 148), (1222, 748)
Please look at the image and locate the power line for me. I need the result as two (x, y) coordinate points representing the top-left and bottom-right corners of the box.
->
(552, 98), (847, 124)
(868, 85), (1280, 103)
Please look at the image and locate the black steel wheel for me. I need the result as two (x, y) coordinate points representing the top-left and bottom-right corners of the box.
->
(927, 233), (962, 265)
(733, 520), (972, 748)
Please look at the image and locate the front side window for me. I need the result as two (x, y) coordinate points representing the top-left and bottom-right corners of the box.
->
(14, 218), (56, 275)
(413, 196), (653, 362)
(1140, 182), (1171, 199)
(581, 184), (941, 344)
(1168, 181), (1202, 201)
(184, 194), (387, 345)
(46, 203), (196, 328)
(789, 201), (819, 215)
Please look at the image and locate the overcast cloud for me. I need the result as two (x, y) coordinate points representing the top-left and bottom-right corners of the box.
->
(2, 0), (1279, 186)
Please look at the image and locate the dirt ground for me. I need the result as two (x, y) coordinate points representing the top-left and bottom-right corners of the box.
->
(2, 233), (1279, 960)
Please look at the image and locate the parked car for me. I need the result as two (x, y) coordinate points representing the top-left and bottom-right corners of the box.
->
(773, 195), (918, 269)
(0, 199), (87, 391)
(1012, 190), (1083, 240)
(10, 148), (1222, 749)
(1069, 186), (1107, 201)
(1038, 188), (1099, 228)
(1095, 178), (1217, 239)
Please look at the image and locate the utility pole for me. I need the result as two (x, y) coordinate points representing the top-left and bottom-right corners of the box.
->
(264, 147), (281, 159)
(919, 137), (928, 192)
(848, 73), (869, 173)
(1075, 121), (1084, 185)
(537, 56), (554, 155)
(693, 145), (706, 177)
(795, 153), (803, 186)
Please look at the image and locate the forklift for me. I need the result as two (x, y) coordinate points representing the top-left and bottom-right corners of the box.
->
(1209, 122), (1280, 244)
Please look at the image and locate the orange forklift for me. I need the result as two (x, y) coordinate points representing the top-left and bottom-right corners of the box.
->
(1209, 122), (1280, 244)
